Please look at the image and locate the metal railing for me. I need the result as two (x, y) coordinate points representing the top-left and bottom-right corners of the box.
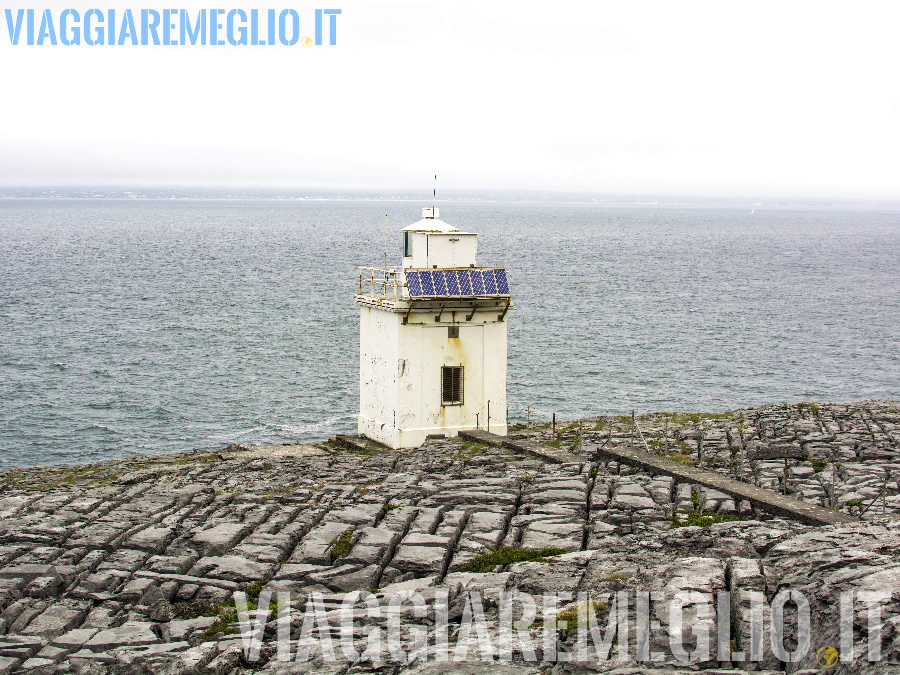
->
(358, 267), (406, 300)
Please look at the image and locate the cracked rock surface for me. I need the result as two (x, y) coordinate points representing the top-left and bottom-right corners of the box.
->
(0, 401), (898, 673)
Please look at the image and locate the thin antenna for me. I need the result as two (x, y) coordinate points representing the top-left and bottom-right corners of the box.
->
(433, 173), (437, 211)
(384, 214), (388, 272)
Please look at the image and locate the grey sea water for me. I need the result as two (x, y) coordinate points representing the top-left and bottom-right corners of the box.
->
(1, 198), (898, 469)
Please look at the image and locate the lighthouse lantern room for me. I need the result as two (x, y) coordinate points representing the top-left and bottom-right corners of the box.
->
(355, 208), (512, 449)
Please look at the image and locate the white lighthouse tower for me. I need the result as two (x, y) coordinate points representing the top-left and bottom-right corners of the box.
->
(355, 208), (512, 449)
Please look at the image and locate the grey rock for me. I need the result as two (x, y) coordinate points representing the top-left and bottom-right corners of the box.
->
(274, 564), (326, 581)
(610, 492), (660, 510)
(401, 533), (451, 547)
(342, 545), (386, 566)
(35, 645), (68, 663)
(0, 635), (46, 660)
(191, 523), (250, 556)
(138, 585), (174, 622)
(117, 577), (156, 603)
(84, 621), (160, 651)
(68, 648), (118, 670)
(51, 628), (100, 650)
(189, 555), (269, 583)
(166, 617), (216, 643)
(15, 657), (57, 674)
(22, 575), (62, 599)
(519, 521), (583, 551)
(323, 564), (380, 593)
(21, 603), (85, 639)
(390, 546), (445, 574)
(126, 527), (174, 554)
(8, 601), (48, 633)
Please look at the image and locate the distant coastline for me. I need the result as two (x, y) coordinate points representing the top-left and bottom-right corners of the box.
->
(3, 187), (900, 210)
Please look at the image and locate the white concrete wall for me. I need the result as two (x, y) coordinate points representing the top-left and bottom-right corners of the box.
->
(357, 306), (399, 447)
(404, 232), (477, 270)
(481, 318), (508, 435)
(409, 232), (430, 269)
(424, 233), (477, 269)
(396, 321), (484, 446)
(359, 304), (507, 448)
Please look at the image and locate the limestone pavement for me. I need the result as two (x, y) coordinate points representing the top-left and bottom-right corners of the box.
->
(0, 401), (898, 674)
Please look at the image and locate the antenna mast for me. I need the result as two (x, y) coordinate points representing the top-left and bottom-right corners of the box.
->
(433, 174), (437, 211)
(384, 214), (388, 272)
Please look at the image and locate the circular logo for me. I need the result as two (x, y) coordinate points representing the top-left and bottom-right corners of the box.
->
(301, 36), (313, 47)
(816, 646), (839, 668)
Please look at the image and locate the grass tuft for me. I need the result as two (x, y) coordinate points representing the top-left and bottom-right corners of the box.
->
(457, 546), (567, 573)
(659, 411), (734, 425)
(798, 402), (821, 416)
(599, 571), (631, 583)
(173, 597), (225, 620)
(243, 579), (266, 604)
(555, 600), (609, 630)
(666, 452), (695, 466)
(200, 606), (238, 641)
(329, 529), (355, 562)
(190, 578), (278, 642)
(451, 441), (484, 464)
(671, 509), (739, 528)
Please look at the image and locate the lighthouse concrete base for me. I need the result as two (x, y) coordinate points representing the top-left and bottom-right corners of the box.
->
(358, 414), (507, 450)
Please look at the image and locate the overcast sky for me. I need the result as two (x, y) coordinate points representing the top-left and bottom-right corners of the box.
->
(2, 0), (899, 198)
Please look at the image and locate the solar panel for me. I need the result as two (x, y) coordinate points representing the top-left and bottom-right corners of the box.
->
(405, 268), (510, 298)
(458, 269), (473, 295)
(421, 270), (436, 296)
(406, 271), (422, 297)
(471, 270), (485, 295)
(433, 270), (448, 296)
(445, 270), (461, 296)
(484, 269), (498, 295)
(494, 269), (510, 294)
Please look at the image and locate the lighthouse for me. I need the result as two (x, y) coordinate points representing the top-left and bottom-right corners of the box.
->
(355, 208), (512, 449)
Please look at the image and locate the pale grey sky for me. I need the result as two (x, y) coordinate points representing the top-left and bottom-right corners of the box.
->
(2, 0), (899, 197)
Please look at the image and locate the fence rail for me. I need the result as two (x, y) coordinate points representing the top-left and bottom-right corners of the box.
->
(358, 267), (405, 300)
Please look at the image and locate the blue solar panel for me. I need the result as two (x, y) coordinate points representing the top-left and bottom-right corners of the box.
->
(445, 270), (461, 296)
(421, 271), (435, 296)
(433, 270), (448, 296)
(406, 271), (421, 297)
(484, 269), (498, 295)
(494, 269), (509, 294)
(471, 270), (485, 295)
(405, 268), (509, 298)
(458, 270), (473, 295)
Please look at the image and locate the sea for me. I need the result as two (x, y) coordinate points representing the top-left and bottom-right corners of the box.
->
(1, 194), (899, 469)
